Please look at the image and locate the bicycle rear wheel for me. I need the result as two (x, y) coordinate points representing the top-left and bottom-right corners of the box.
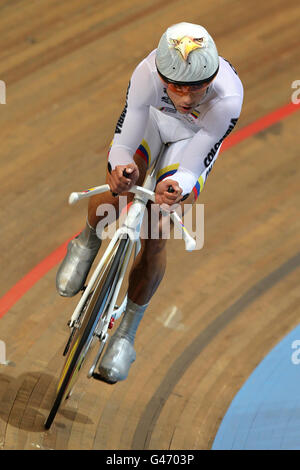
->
(44, 236), (128, 430)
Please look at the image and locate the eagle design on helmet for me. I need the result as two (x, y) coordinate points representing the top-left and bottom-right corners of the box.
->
(169, 36), (206, 61)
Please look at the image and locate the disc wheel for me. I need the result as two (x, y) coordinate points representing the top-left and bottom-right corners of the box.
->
(44, 237), (128, 430)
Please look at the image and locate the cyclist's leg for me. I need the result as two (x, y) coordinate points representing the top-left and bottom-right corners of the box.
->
(98, 207), (168, 383)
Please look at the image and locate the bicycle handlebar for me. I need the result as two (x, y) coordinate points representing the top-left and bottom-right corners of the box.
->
(69, 184), (156, 205)
(68, 184), (196, 251)
(68, 184), (111, 205)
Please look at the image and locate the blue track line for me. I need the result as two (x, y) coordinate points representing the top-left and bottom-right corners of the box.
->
(212, 324), (300, 450)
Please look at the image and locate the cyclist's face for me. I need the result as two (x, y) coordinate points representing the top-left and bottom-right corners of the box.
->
(164, 82), (211, 114)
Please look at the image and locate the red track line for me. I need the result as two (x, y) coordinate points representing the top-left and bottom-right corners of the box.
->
(0, 102), (299, 319)
(221, 102), (300, 152)
(0, 234), (79, 319)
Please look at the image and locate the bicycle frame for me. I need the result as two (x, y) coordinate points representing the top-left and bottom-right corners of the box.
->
(67, 144), (196, 353)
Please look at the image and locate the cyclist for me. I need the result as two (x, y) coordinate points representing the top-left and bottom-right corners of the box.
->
(56, 22), (243, 383)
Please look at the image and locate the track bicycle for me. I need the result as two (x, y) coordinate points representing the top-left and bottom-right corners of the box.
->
(44, 144), (196, 430)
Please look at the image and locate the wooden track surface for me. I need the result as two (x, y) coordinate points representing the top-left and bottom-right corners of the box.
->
(0, 0), (299, 450)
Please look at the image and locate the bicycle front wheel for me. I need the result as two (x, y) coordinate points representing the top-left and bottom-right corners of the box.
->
(44, 236), (129, 430)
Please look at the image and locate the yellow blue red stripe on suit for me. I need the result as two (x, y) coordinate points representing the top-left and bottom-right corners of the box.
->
(136, 139), (151, 168)
(156, 163), (179, 183)
(156, 164), (204, 201)
(192, 175), (204, 200)
(190, 109), (200, 120)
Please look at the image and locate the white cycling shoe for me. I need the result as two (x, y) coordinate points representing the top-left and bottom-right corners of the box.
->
(97, 299), (147, 383)
(98, 334), (136, 384)
(56, 221), (101, 297)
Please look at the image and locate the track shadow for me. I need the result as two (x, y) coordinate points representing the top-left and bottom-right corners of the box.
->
(255, 121), (283, 139)
(0, 370), (93, 432)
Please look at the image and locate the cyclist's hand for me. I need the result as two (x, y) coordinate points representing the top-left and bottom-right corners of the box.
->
(108, 163), (139, 195)
(155, 179), (183, 208)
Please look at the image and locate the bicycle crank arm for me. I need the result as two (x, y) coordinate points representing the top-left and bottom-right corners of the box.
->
(87, 339), (107, 378)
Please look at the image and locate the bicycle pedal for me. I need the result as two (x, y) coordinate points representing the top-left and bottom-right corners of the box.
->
(108, 317), (115, 329)
(92, 372), (117, 385)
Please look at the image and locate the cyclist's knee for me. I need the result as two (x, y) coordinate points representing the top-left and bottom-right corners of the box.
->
(142, 203), (172, 240)
(141, 236), (167, 261)
(88, 189), (136, 226)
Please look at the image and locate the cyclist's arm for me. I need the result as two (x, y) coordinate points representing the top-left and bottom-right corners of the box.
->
(108, 59), (158, 170)
(170, 95), (243, 197)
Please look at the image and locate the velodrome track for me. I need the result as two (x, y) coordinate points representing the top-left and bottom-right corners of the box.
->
(0, 0), (300, 450)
